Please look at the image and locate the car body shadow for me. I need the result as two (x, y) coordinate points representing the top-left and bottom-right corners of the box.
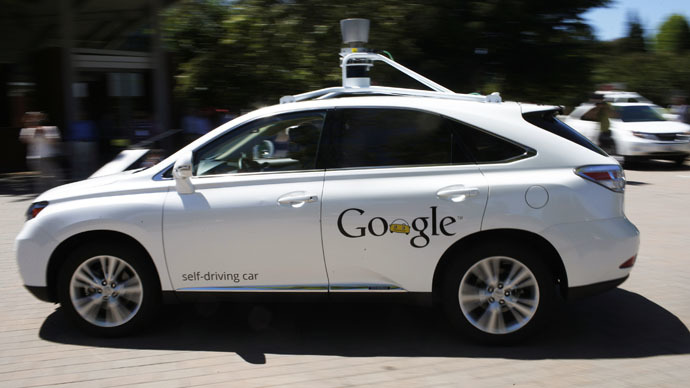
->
(39, 289), (689, 364)
(624, 159), (690, 172)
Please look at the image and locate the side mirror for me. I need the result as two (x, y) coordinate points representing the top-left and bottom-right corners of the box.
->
(253, 140), (275, 159)
(173, 151), (195, 194)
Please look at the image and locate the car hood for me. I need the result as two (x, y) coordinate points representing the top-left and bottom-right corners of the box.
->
(613, 120), (690, 133)
(35, 170), (137, 202)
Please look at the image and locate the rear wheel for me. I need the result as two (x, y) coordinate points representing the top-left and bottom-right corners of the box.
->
(442, 243), (557, 343)
(57, 242), (160, 336)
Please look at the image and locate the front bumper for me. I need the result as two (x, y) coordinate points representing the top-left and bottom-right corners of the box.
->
(618, 138), (690, 157)
(15, 220), (59, 288)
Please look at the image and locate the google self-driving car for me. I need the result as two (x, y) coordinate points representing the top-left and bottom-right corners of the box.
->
(15, 19), (639, 343)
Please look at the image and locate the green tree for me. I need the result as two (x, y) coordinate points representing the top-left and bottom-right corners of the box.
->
(162, 0), (612, 109)
(162, 0), (228, 65)
(592, 13), (690, 107)
(656, 14), (690, 54)
(621, 12), (646, 53)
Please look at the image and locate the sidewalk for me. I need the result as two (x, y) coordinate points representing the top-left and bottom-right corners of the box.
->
(0, 172), (40, 196)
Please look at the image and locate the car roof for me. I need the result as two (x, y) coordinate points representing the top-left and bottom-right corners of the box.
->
(263, 95), (557, 116)
(609, 102), (656, 107)
(594, 91), (642, 97)
(150, 95), (561, 175)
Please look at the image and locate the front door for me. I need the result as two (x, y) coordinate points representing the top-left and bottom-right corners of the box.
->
(163, 110), (330, 292)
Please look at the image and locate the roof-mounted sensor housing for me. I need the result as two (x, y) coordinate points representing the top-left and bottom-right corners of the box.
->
(279, 19), (502, 104)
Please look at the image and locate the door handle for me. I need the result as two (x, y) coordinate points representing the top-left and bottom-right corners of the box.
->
(437, 185), (479, 202)
(277, 192), (318, 207)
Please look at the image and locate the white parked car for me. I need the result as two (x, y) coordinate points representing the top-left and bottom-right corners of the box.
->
(15, 24), (640, 343)
(592, 90), (678, 121)
(593, 90), (651, 104)
(564, 102), (690, 165)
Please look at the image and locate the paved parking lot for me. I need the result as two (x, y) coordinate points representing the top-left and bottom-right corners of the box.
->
(1, 161), (689, 387)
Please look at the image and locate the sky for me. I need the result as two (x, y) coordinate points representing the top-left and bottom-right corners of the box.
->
(584, 0), (690, 41)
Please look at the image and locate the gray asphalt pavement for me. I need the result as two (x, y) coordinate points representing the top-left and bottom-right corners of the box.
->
(0, 161), (689, 387)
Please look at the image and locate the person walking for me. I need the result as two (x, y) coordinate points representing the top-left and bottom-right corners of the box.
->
(595, 99), (614, 154)
(19, 112), (63, 193)
(670, 96), (690, 124)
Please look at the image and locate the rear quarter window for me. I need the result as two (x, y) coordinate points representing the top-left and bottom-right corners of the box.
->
(451, 121), (531, 163)
(523, 110), (607, 157)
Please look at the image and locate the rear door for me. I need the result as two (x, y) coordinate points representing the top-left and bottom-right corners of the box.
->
(319, 107), (489, 293)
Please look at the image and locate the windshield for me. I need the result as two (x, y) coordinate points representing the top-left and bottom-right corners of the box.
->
(614, 106), (665, 122)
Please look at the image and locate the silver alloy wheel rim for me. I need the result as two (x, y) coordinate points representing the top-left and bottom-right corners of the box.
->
(459, 256), (540, 335)
(69, 255), (144, 328)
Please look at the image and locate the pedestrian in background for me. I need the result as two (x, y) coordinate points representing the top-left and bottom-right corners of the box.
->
(182, 107), (212, 145)
(670, 96), (690, 124)
(19, 112), (63, 193)
(595, 98), (614, 154)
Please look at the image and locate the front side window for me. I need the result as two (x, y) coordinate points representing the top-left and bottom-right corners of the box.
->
(193, 111), (326, 176)
(325, 108), (470, 169)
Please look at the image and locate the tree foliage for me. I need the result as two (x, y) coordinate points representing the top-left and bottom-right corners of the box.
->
(620, 13), (646, 53)
(656, 14), (690, 54)
(163, 0), (612, 109)
(592, 14), (690, 106)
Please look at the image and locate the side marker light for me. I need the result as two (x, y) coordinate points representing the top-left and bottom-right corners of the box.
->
(619, 255), (636, 269)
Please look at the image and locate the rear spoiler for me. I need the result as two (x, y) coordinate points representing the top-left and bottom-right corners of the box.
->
(519, 103), (564, 115)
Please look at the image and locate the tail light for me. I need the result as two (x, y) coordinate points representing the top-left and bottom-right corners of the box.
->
(575, 165), (625, 193)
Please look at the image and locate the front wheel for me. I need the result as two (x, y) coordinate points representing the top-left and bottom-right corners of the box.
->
(57, 242), (160, 336)
(442, 244), (557, 343)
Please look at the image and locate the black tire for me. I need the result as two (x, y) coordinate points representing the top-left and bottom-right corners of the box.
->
(57, 241), (160, 336)
(672, 156), (686, 167)
(441, 242), (557, 344)
(623, 156), (643, 168)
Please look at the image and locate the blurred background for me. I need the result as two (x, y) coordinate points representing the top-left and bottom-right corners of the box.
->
(1, 0), (689, 188)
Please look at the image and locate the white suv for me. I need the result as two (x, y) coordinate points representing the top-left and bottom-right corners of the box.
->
(564, 102), (690, 165)
(16, 50), (639, 343)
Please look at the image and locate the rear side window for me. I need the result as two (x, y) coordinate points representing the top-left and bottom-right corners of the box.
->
(523, 110), (607, 156)
(450, 121), (530, 163)
(325, 108), (472, 168)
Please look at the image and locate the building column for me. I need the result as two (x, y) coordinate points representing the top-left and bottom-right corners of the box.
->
(59, 0), (76, 135)
(151, 0), (170, 135)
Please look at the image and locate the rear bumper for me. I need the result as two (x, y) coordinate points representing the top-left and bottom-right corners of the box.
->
(542, 217), (639, 288)
(567, 275), (628, 300)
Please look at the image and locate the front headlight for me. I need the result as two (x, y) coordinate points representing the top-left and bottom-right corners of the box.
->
(26, 201), (49, 221)
(632, 131), (657, 140)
